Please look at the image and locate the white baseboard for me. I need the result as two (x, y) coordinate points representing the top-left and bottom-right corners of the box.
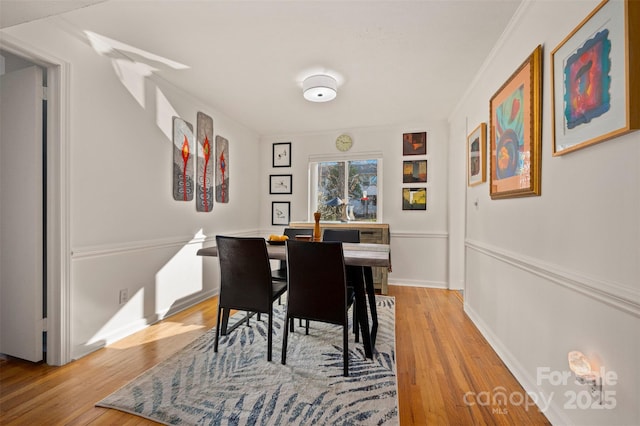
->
(463, 303), (570, 425)
(71, 290), (216, 360)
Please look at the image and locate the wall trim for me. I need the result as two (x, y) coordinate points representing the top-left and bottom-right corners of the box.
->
(390, 231), (448, 239)
(463, 302), (569, 425)
(449, 0), (534, 120)
(387, 279), (447, 289)
(72, 289), (216, 360)
(466, 239), (640, 318)
(72, 229), (259, 260)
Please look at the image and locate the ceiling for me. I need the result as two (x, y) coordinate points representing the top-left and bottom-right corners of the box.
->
(0, 0), (522, 137)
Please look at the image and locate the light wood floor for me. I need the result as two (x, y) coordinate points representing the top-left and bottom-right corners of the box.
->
(0, 286), (550, 425)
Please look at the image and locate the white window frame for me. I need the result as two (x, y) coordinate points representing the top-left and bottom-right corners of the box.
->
(307, 151), (383, 222)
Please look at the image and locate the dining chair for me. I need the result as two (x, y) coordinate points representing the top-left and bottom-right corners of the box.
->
(322, 228), (363, 342)
(281, 240), (355, 376)
(271, 227), (314, 282)
(214, 235), (287, 362)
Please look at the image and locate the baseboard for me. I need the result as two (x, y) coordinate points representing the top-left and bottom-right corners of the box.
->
(463, 303), (570, 425)
(387, 279), (447, 289)
(71, 290), (216, 361)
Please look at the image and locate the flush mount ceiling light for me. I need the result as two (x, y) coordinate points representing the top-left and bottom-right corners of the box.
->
(303, 74), (337, 102)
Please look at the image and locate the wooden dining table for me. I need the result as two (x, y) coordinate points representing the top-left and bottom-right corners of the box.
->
(197, 241), (391, 359)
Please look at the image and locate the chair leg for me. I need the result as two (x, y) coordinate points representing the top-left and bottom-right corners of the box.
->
(267, 311), (273, 362)
(281, 314), (289, 365)
(353, 307), (359, 342)
(343, 322), (349, 377)
(214, 306), (223, 353)
(305, 319), (309, 335)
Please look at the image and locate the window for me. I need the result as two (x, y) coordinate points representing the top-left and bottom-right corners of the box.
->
(309, 156), (381, 222)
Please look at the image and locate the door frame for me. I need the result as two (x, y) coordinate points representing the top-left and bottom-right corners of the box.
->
(1, 34), (71, 365)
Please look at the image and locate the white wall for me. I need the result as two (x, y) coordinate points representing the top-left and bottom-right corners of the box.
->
(448, 1), (640, 424)
(2, 19), (262, 360)
(260, 123), (450, 289)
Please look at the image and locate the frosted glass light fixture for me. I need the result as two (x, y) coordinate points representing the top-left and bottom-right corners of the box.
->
(568, 351), (602, 401)
(303, 75), (337, 102)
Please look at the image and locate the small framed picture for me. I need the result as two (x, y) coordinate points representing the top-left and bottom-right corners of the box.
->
(467, 123), (486, 187)
(272, 142), (291, 167)
(269, 174), (292, 194)
(402, 132), (427, 156)
(272, 201), (290, 225)
(403, 160), (427, 183)
(402, 187), (427, 210)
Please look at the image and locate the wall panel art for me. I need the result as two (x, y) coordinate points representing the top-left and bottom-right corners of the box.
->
(215, 135), (229, 203)
(196, 112), (214, 212)
(172, 117), (194, 201)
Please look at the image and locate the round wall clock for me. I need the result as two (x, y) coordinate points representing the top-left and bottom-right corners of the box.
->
(335, 134), (353, 152)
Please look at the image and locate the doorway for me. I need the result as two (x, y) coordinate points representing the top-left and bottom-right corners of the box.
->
(0, 39), (70, 366)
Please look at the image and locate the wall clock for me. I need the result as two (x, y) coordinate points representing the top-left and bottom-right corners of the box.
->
(335, 134), (353, 152)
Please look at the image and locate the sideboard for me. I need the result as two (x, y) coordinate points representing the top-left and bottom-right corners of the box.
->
(288, 222), (390, 294)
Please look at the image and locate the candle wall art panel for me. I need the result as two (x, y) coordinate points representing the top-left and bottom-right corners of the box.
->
(196, 112), (214, 212)
(215, 136), (229, 203)
(172, 117), (194, 201)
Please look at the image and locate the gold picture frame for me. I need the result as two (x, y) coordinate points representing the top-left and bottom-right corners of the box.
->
(489, 45), (542, 199)
(551, 0), (640, 155)
(467, 123), (486, 187)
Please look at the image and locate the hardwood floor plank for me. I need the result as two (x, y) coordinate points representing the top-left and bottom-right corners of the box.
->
(0, 286), (550, 425)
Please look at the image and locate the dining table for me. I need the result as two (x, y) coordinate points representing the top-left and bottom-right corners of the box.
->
(197, 241), (391, 359)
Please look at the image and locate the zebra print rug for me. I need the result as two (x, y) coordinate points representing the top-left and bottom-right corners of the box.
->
(97, 296), (398, 425)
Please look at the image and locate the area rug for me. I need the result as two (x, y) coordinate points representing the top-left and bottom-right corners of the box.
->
(97, 296), (398, 425)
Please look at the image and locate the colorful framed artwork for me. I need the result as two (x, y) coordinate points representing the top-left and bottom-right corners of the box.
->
(215, 135), (229, 203)
(402, 187), (426, 210)
(272, 201), (290, 225)
(172, 117), (194, 201)
(489, 45), (542, 199)
(551, 0), (639, 155)
(402, 132), (427, 156)
(402, 160), (427, 183)
(196, 111), (214, 212)
(269, 174), (292, 194)
(272, 142), (291, 167)
(467, 123), (487, 187)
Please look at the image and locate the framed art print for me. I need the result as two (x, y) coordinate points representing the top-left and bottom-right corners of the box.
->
(467, 123), (486, 187)
(269, 174), (292, 194)
(272, 201), (290, 225)
(402, 160), (427, 183)
(402, 187), (427, 210)
(489, 45), (542, 199)
(402, 132), (427, 156)
(551, 0), (639, 155)
(272, 142), (291, 167)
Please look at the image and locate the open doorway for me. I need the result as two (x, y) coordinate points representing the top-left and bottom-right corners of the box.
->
(0, 50), (47, 363)
(0, 40), (70, 366)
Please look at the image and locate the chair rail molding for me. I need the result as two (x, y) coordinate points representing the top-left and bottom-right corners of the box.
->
(390, 231), (448, 239)
(72, 229), (260, 259)
(465, 239), (640, 318)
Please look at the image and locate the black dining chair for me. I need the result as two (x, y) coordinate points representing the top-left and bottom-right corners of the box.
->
(271, 227), (314, 282)
(214, 235), (287, 362)
(282, 240), (355, 376)
(322, 229), (363, 342)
